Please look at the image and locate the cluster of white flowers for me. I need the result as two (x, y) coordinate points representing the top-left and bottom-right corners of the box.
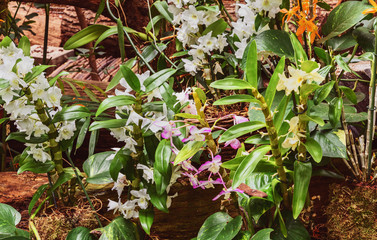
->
(0, 42), (76, 163)
(167, 1), (228, 75)
(107, 164), (181, 219)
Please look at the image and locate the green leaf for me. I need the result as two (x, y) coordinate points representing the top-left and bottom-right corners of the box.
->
(292, 161), (312, 219)
(327, 32), (358, 51)
(76, 117), (91, 150)
(300, 114), (325, 127)
(48, 168), (77, 194)
(120, 65), (140, 92)
(245, 135), (270, 145)
(254, 30), (294, 59)
(24, 65), (54, 83)
(153, 0), (173, 23)
(335, 55), (361, 78)
(105, 58), (137, 92)
(175, 113), (201, 119)
(303, 137), (322, 163)
(314, 47), (330, 65)
(266, 57), (285, 108)
(28, 184), (49, 215)
(213, 94), (257, 105)
(6, 132), (48, 144)
(96, 95), (136, 116)
(320, 1), (370, 43)
(139, 209), (154, 235)
(99, 217), (137, 240)
(312, 130), (347, 159)
(0, 37), (12, 47)
(271, 211), (310, 240)
(247, 197), (274, 223)
(313, 81), (335, 105)
(67, 227), (93, 240)
(154, 139), (172, 195)
(301, 60), (319, 73)
(83, 151), (113, 184)
(339, 86), (357, 104)
(353, 27), (375, 52)
(219, 121), (265, 143)
(147, 186), (168, 213)
(193, 87), (207, 104)
(52, 105), (91, 123)
(221, 156), (246, 171)
(18, 36), (30, 56)
(232, 145), (271, 188)
(0, 203), (21, 226)
(329, 97), (343, 127)
(210, 79), (253, 90)
(290, 33), (308, 65)
(197, 212), (242, 240)
(251, 228), (274, 240)
(89, 119), (128, 131)
(17, 158), (55, 174)
(202, 19), (228, 37)
(141, 44), (167, 63)
(116, 19), (126, 62)
(144, 68), (177, 93)
(245, 40), (258, 88)
(64, 25), (110, 50)
(174, 141), (205, 165)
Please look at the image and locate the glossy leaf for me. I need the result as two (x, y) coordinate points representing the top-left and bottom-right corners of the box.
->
(197, 212), (242, 240)
(175, 113), (201, 119)
(251, 228), (274, 240)
(353, 27), (374, 52)
(109, 150), (132, 181)
(271, 211), (310, 240)
(245, 40), (258, 88)
(327, 32), (358, 51)
(265, 56), (285, 108)
(213, 94), (258, 105)
(76, 117), (91, 150)
(99, 217), (137, 240)
(0, 203), (29, 239)
(24, 65), (54, 83)
(106, 58), (137, 92)
(17, 158), (55, 174)
(64, 25), (110, 50)
(314, 47), (330, 65)
(18, 36), (30, 56)
(52, 105), (91, 123)
(312, 130), (347, 159)
(120, 65), (140, 92)
(303, 137), (322, 163)
(139, 209), (154, 235)
(66, 227), (93, 240)
(247, 197), (274, 223)
(339, 86), (357, 104)
(221, 156), (246, 171)
(144, 68), (176, 92)
(210, 79), (253, 90)
(290, 33), (308, 65)
(6, 132), (48, 144)
(28, 184), (49, 215)
(202, 19), (228, 37)
(89, 119), (128, 131)
(154, 139), (172, 195)
(245, 135), (270, 145)
(153, 0), (173, 23)
(148, 186), (168, 213)
(174, 141), (205, 165)
(292, 161), (312, 219)
(0, 203), (21, 226)
(329, 97), (343, 127)
(320, 1), (369, 43)
(219, 121), (265, 143)
(83, 151), (113, 184)
(95, 95), (136, 116)
(254, 30), (294, 59)
(116, 19), (126, 62)
(233, 145), (271, 188)
(141, 44), (167, 63)
(313, 81), (335, 105)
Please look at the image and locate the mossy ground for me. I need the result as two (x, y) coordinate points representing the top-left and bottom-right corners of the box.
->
(325, 183), (377, 240)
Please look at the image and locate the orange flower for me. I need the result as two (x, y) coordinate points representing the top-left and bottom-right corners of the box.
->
(296, 12), (320, 44)
(363, 0), (377, 14)
(280, 6), (300, 25)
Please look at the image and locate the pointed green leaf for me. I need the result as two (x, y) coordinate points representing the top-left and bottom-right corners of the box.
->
(210, 79), (253, 90)
(292, 161), (312, 219)
(302, 137), (322, 163)
(67, 227), (93, 240)
(99, 217), (137, 240)
(213, 94), (258, 105)
(233, 145), (271, 188)
(174, 141), (205, 165)
(139, 209), (154, 235)
(28, 184), (49, 215)
(219, 121), (265, 143)
(251, 228), (274, 240)
(254, 30), (294, 59)
(144, 68), (176, 92)
(245, 41), (258, 88)
(64, 25), (110, 50)
(120, 65), (140, 92)
(266, 56), (285, 108)
(154, 139), (172, 195)
(197, 212), (242, 240)
(96, 95), (136, 116)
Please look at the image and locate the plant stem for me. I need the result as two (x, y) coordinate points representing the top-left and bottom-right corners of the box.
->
(250, 88), (289, 208)
(43, 4), (50, 65)
(366, 21), (377, 178)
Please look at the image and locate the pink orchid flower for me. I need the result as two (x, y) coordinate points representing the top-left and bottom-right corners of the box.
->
(213, 187), (244, 201)
(198, 155), (222, 174)
(182, 126), (211, 142)
(233, 115), (249, 125)
(224, 138), (241, 149)
(197, 178), (224, 189)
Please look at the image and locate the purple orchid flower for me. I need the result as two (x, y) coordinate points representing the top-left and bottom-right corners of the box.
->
(182, 126), (211, 142)
(213, 187), (244, 201)
(182, 172), (200, 188)
(233, 115), (249, 125)
(224, 138), (241, 149)
(153, 120), (182, 139)
(198, 155), (222, 174)
(197, 178), (224, 189)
